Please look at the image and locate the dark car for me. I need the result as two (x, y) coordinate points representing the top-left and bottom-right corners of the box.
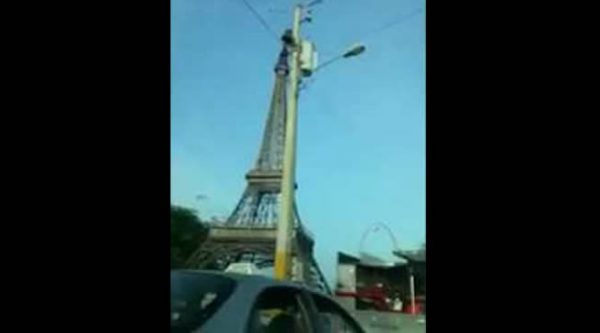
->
(171, 269), (365, 333)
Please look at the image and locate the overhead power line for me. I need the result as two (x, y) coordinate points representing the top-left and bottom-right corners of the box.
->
(238, 0), (280, 41)
(318, 8), (423, 58)
(360, 8), (424, 42)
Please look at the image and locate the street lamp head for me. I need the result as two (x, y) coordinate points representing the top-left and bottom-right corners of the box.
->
(343, 43), (366, 58)
(311, 42), (365, 74)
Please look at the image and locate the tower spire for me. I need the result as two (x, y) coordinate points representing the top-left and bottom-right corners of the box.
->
(251, 46), (288, 173)
(225, 43), (290, 228)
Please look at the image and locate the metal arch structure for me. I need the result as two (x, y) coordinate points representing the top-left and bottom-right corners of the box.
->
(185, 38), (331, 295)
(359, 222), (400, 255)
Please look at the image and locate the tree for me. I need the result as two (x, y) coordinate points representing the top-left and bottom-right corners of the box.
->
(171, 205), (209, 268)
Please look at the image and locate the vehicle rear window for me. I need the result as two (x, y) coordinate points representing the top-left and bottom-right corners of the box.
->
(170, 271), (237, 332)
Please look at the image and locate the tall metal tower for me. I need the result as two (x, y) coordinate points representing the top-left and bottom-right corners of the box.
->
(185, 32), (330, 294)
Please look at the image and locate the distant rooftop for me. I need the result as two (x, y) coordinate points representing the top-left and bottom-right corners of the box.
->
(338, 251), (406, 268)
(393, 250), (426, 263)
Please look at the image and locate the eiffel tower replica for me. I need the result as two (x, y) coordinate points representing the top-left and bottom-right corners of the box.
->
(185, 31), (330, 294)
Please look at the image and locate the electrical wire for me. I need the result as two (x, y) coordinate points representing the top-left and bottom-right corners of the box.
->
(317, 7), (423, 59)
(359, 8), (424, 42)
(238, 0), (280, 41)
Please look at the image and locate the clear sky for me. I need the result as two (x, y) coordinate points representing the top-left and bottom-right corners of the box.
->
(171, 0), (425, 284)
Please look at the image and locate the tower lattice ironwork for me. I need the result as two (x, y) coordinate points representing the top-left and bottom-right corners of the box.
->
(185, 36), (330, 294)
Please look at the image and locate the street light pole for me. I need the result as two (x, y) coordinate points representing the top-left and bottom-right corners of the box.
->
(274, 4), (365, 281)
(274, 3), (302, 281)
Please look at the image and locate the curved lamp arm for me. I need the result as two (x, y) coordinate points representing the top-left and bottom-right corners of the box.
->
(313, 44), (366, 74)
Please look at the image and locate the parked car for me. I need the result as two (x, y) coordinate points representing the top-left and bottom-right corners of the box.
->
(171, 269), (366, 333)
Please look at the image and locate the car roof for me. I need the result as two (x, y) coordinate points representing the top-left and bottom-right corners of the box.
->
(172, 269), (308, 333)
(171, 269), (363, 333)
(171, 269), (334, 298)
(172, 269), (303, 288)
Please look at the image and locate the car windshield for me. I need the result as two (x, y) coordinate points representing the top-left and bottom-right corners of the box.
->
(171, 271), (237, 332)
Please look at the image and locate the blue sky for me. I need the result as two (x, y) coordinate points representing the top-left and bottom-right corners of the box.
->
(171, 0), (425, 284)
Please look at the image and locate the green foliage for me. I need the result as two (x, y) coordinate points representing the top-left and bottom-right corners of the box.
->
(171, 205), (209, 268)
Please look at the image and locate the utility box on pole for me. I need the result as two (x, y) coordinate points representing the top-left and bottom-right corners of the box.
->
(300, 40), (317, 77)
